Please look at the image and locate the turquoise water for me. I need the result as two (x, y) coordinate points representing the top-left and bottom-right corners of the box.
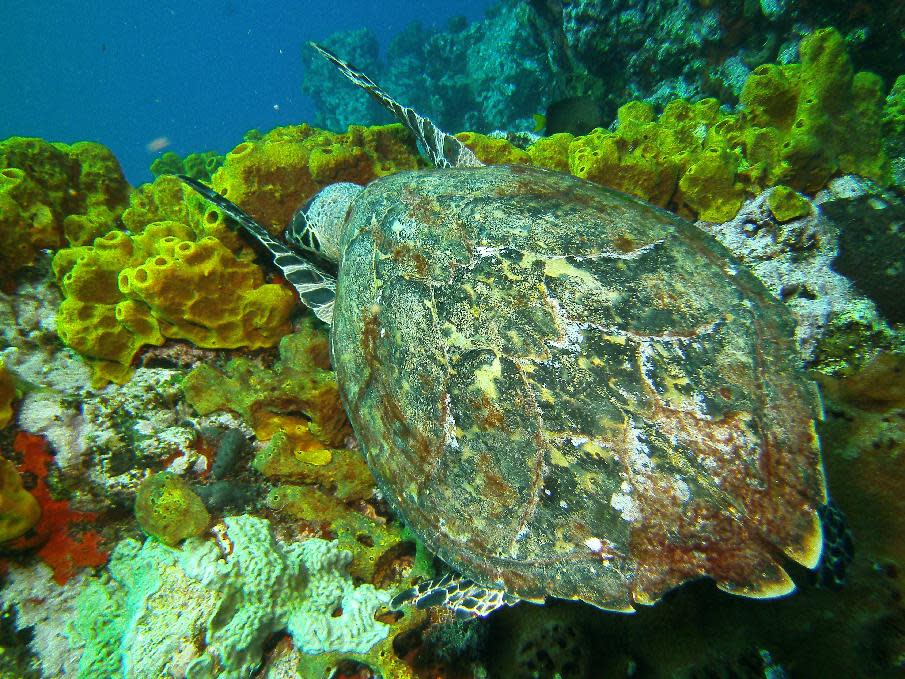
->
(0, 0), (494, 184)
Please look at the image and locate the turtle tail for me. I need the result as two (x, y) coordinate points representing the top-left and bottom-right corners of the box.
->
(177, 175), (337, 325)
(309, 42), (484, 170)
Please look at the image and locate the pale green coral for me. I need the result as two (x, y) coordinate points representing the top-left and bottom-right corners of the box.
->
(134, 472), (210, 546)
(766, 185), (812, 222)
(70, 515), (392, 679)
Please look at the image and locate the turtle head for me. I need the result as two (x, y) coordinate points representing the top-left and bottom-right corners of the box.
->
(287, 182), (363, 264)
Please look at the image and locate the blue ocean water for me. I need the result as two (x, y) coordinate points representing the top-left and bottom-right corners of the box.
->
(0, 0), (495, 185)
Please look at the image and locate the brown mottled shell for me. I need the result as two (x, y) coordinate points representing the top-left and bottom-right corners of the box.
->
(331, 164), (826, 611)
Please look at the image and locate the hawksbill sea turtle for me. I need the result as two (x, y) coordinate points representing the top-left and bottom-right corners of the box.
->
(178, 43), (852, 618)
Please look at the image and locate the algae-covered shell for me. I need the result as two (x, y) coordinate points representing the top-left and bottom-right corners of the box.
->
(331, 163), (826, 611)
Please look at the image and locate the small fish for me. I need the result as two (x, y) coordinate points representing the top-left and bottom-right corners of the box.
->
(543, 95), (606, 136)
(146, 136), (171, 153)
(532, 113), (546, 132)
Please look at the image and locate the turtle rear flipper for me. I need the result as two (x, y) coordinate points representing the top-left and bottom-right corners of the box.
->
(177, 175), (337, 325)
(309, 42), (483, 170)
(391, 572), (519, 619)
(815, 500), (854, 590)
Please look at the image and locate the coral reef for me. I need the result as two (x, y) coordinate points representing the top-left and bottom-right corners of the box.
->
(301, 28), (389, 132)
(0, 5), (904, 677)
(303, 5), (572, 135)
(209, 122), (421, 232)
(5, 433), (107, 585)
(69, 515), (395, 679)
(44, 25), (897, 391)
(53, 215), (296, 386)
(183, 318), (352, 457)
(0, 562), (87, 677)
(821, 182), (905, 325)
(0, 137), (129, 285)
(49, 123), (424, 386)
(698, 178), (874, 358)
(306, 0), (905, 140)
(454, 29), (893, 222)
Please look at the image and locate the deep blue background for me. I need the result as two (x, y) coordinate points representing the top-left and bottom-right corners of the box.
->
(0, 1), (495, 185)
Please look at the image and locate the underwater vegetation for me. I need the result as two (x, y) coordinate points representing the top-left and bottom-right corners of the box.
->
(0, 14), (903, 679)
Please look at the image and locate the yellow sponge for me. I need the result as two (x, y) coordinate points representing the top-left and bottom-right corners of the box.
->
(119, 236), (295, 349)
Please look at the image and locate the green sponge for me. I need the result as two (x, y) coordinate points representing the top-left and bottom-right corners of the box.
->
(134, 472), (210, 546)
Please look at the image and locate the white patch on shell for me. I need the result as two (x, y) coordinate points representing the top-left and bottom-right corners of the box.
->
(442, 392), (459, 450)
(688, 391), (710, 418)
(594, 239), (666, 260)
(610, 486), (642, 523)
(551, 320), (586, 352)
(585, 537), (603, 552)
(474, 245), (502, 257)
(625, 422), (653, 473)
(673, 477), (692, 502)
(543, 287), (596, 354)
